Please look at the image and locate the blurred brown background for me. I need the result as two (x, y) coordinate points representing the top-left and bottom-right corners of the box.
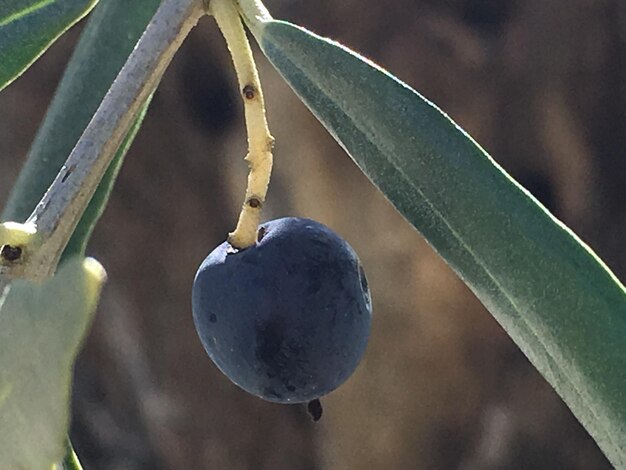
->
(1, 0), (625, 468)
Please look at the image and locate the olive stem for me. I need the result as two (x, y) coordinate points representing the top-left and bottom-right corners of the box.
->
(0, 0), (205, 283)
(211, 0), (274, 249)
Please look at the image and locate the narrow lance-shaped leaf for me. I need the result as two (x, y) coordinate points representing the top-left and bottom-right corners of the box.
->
(0, 256), (105, 469)
(256, 20), (626, 467)
(0, 0), (99, 91)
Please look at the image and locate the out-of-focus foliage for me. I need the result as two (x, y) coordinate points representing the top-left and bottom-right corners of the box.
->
(0, 257), (105, 469)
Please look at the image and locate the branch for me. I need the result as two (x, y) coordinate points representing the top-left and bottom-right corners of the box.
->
(0, 0), (206, 283)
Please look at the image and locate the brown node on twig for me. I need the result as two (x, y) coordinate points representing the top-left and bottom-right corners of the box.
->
(247, 197), (262, 209)
(1, 245), (22, 263)
(243, 84), (256, 100)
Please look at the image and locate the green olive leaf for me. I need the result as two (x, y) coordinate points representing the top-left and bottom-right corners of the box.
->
(0, 256), (105, 469)
(256, 20), (626, 467)
(0, 0), (99, 91)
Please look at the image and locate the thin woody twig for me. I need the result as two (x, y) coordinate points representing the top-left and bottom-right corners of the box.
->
(211, 0), (274, 249)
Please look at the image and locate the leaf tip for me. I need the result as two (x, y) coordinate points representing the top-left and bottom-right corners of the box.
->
(82, 257), (107, 297)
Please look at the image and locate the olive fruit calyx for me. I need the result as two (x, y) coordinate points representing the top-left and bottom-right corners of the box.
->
(192, 217), (372, 403)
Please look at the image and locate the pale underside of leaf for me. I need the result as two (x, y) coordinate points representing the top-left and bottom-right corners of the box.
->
(0, 257), (105, 469)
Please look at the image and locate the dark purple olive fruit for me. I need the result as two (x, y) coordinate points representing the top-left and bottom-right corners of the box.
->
(192, 217), (372, 403)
